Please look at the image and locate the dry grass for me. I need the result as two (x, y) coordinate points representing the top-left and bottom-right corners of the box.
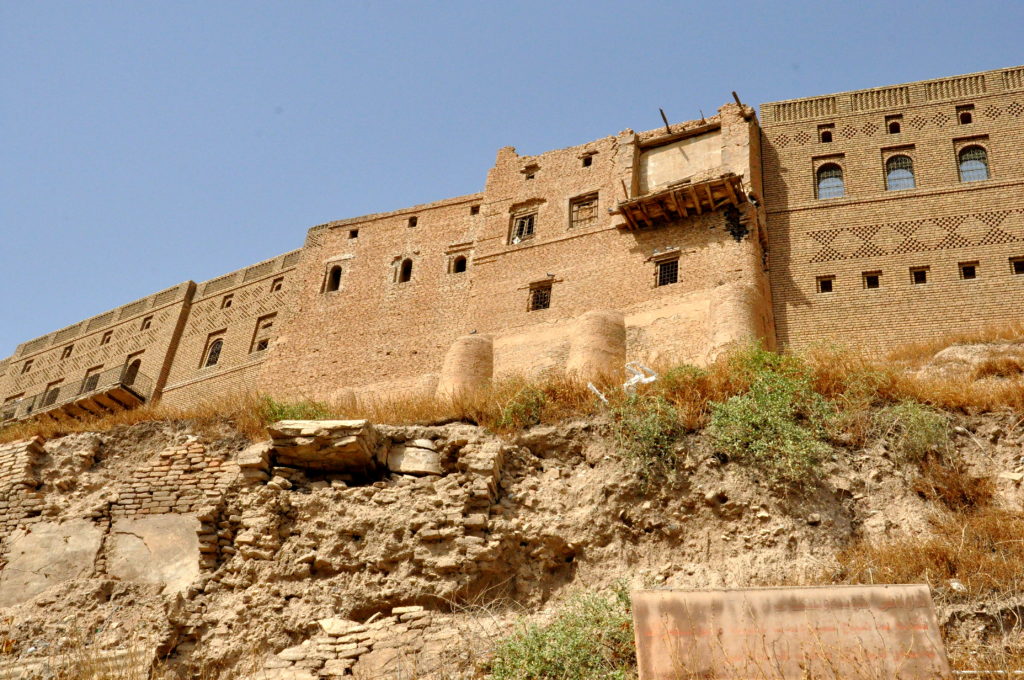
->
(886, 319), (1024, 364)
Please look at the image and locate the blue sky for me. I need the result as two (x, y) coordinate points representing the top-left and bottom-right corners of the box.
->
(2, 0), (1022, 356)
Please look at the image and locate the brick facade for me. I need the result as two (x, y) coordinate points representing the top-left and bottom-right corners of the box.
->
(1, 65), (1021, 414)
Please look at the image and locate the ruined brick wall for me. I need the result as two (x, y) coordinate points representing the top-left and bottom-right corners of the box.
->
(762, 66), (1024, 352)
(0, 437), (45, 535)
(160, 250), (301, 407)
(0, 283), (194, 416)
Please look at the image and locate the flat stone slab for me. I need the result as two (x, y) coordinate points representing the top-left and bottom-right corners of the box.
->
(108, 514), (200, 595)
(0, 519), (102, 608)
(387, 445), (441, 476)
(269, 420), (379, 474)
(631, 585), (950, 680)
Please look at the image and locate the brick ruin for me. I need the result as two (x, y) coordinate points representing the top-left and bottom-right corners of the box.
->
(2, 65), (1023, 420)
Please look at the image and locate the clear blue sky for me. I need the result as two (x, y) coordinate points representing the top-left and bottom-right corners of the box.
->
(2, 0), (1022, 357)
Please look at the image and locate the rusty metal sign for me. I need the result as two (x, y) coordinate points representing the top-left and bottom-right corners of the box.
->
(632, 585), (951, 679)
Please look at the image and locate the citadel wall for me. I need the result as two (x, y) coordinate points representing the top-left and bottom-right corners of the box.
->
(761, 66), (1024, 352)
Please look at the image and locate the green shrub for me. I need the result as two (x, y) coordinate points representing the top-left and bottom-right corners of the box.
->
(490, 585), (635, 680)
(495, 386), (547, 430)
(710, 349), (831, 488)
(609, 394), (682, 484)
(258, 396), (334, 423)
(872, 400), (951, 465)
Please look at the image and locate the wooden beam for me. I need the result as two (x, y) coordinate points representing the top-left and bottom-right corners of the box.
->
(618, 206), (638, 231)
(703, 183), (715, 210)
(722, 177), (741, 205)
(668, 189), (684, 217)
(688, 186), (702, 214)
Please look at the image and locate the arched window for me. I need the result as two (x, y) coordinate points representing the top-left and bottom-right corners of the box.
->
(204, 340), (222, 368)
(452, 256), (467, 274)
(885, 155), (915, 191)
(122, 359), (141, 386)
(816, 164), (845, 199)
(325, 265), (342, 292)
(958, 146), (989, 182)
(398, 259), (413, 283)
(888, 120), (901, 134)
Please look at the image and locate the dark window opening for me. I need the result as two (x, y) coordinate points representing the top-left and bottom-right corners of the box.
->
(349, 229), (359, 239)
(529, 284), (552, 311)
(582, 155), (593, 167)
(325, 265), (342, 292)
(817, 276), (835, 293)
(509, 213), (536, 244)
(911, 267), (929, 285)
(122, 358), (141, 385)
(408, 216), (418, 227)
(270, 277), (284, 293)
(818, 124), (834, 143)
(656, 259), (679, 287)
(885, 155), (915, 191)
(255, 339), (269, 352)
(21, 360), (33, 374)
(525, 172), (535, 180)
(140, 316), (153, 331)
(398, 259), (413, 283)
(470, 205), (480, 215)
(816, 163), (845, 199)
(203, 339), (223, 368)
(1012, 257), (1024, 275)
(452, 256), (467, 273)
(958, 145), (989, 182)
(100, 330), (113, 346)
(957, 105), (974, 125)
(82, 367), (103, 393)
(959, 262), (978, 280)
(569, 193), (598, 229)
(885, 115), (902, 134)
(61, 345), (73, 360)
(863, 272), (881, 289)
(42, 383), (62, 407)
(221, 294), (233, 309)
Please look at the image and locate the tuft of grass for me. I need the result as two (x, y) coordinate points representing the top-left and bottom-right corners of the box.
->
(872, 400), (951, 465)
(493, 384), (548, 430)
(973, 356), (1024, 380)
(709, 346), (832, 488)
(490, 584), (635, 680)
(257, 396), (334, 422)
(609, 394), (683, 484)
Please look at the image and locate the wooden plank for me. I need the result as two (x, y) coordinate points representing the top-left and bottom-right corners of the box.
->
(703, 183), (715, 210)
(668, 189), (684, 218)
(107, 388), (144, 409)
(618, 206), (638, 231)
(687, 186), (702, 214)
(722, 177), (741, 205)
(92, 393), (126, 412)
(673, 190), (689, 217)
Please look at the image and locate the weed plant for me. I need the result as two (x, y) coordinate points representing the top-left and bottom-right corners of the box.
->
(609, 394), (682, 485)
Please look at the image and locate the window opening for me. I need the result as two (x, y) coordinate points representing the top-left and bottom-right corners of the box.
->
(408, 216), (418, 228)
(863, 271), (881, 289)
(82, 366), (103, 393)
(100, 330), (113, 346)
(470, 205), (480, 215)
(582, 155), (594, 167)
(528, 283), (552, 311)
(885, 155), (915, 191)
(325, 265), (342, 292)
(42, 381), (63, 407)
(203, 339), (223, 368)
(911, 267), (929, 284)
(349, 229), (359, 239)
(957, 104), (974, 125)
(885, 115), (902, 134)
(140, 316), (153, 331)
(959, 261), (978, 280)
(569, 193), (598, 229)
(509, 213), (536, 244)
(21, 360), (33, 375)
(656, 259), (679, 287)
(60, 345), (74, 360)
(250, 314), (276, 353)
(122, 358), (142, 385)
(817, 276), (835, 293)
(452, 256), (467, 274)
(818, 124), (834, 143)
(1012, 257), (1024, 275)
(816, 164), (845, 199)
(398, 259), (413, 283)
(270, 277), (284, 293)
(221, 294), (233, 309)
(958, 146), (989, 182)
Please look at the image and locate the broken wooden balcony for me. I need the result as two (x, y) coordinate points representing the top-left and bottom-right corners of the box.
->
(1, 366), (153, 424)
(614, 173), (748, 231)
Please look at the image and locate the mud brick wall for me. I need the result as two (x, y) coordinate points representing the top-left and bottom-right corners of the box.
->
(762, 65), (1024, 351)
(0, 437), (45, 534)
(111, 443), (237, 518)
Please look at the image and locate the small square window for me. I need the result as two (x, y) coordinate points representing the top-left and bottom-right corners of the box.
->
(21, 360), (33, 375)
(509, 213), (536, 244)
(656, 259), (679, 287)
(408, 216), (418, 228)
(470, 205), (480, 216)
(569, 193), (598, 229)
(100, 330), (113, 346)
(885, 115), (903, 134)
(140, 316), (153, 331)
(582, 155), (593, 167)
(1011, 257), (1024, 275)
(817, 276), (835, 293)
(818, 124), (834, 144)
(60, 345), (74, 360)
(221, 294), (233, 309)
(528, 284), (552, 311)
(957, 104), (974, 125)
(911, 267), (929, 285)
(349, 229), (359, 239)
(959, 262), (978, 280)
(863, 271), (881, 289)
(270, 277), (284, 293)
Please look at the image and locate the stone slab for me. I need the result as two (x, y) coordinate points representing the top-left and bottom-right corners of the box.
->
(108, 514), (201, 595)
(631, 585), (951, 680)
(0, 519), (103, 608)
(387, 446), (441, 476)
